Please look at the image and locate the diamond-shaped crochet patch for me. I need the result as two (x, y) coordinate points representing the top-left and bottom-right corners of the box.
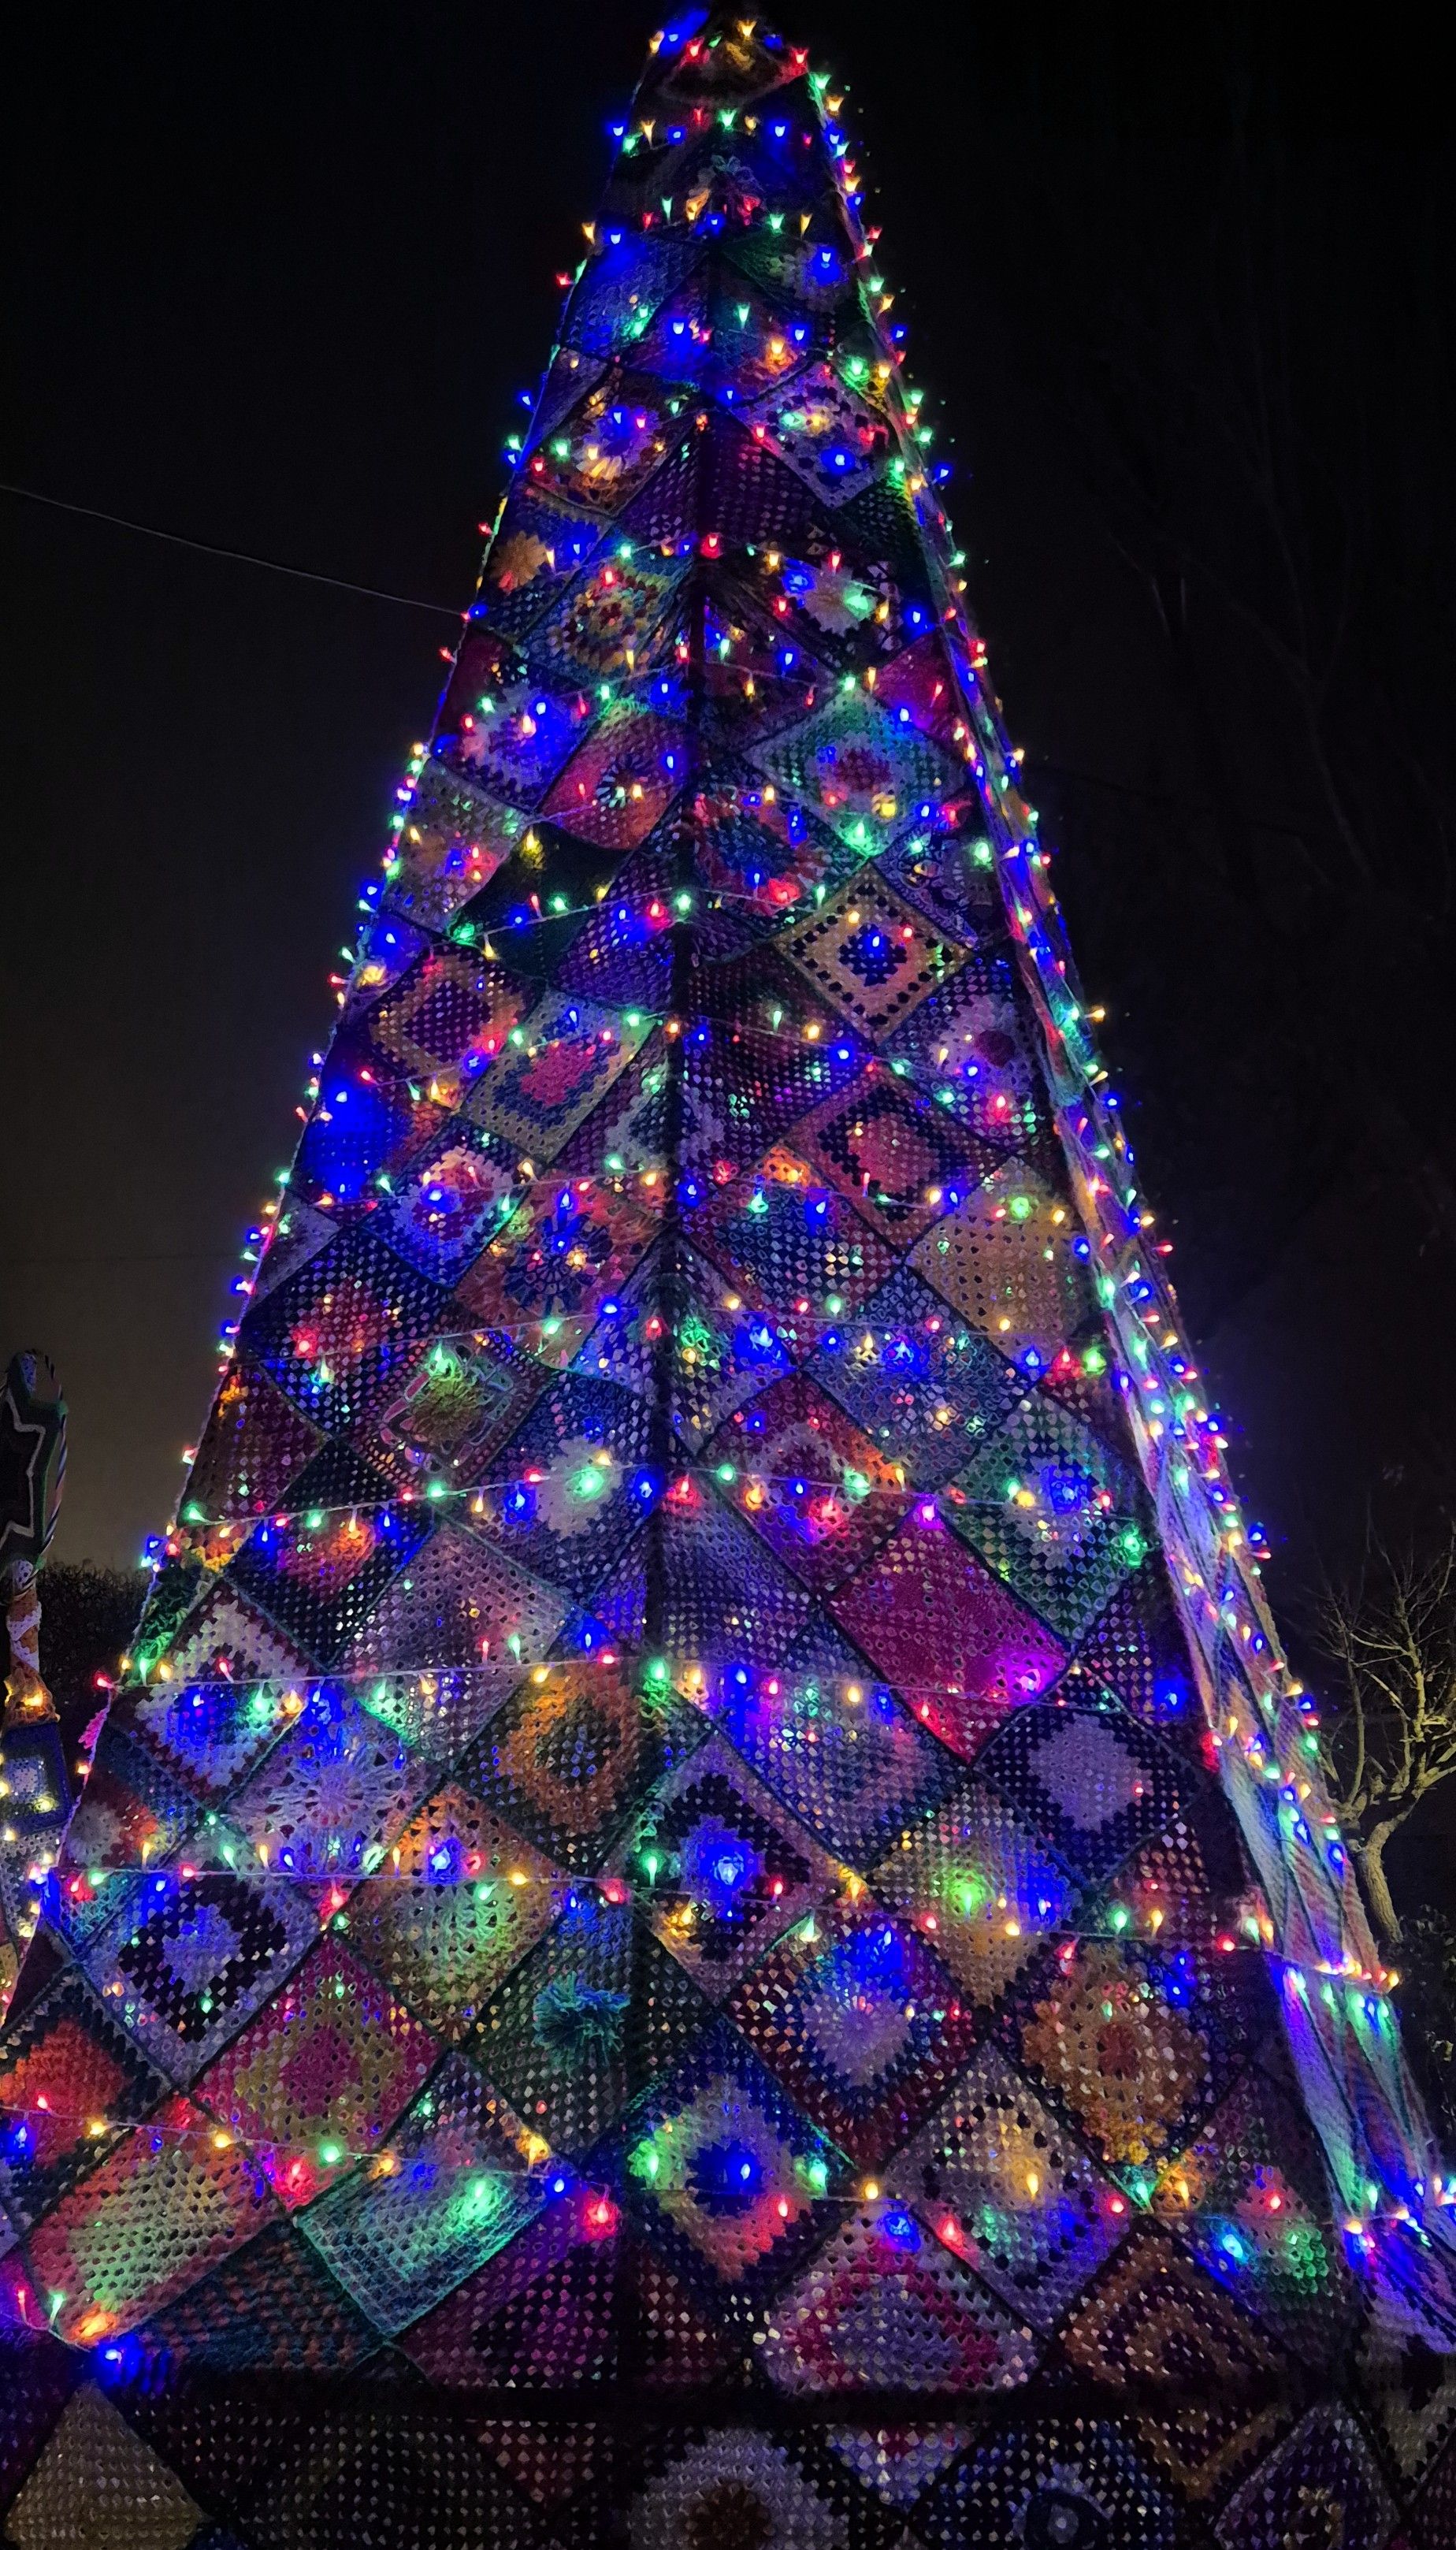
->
(727, 1903), (979, 2168)
(299, 2053), (546, 2334)
(611, 2024), (842, 2299)
(893, 2046), (1127, 2330)
(810, 1265), (1025, 1489)
(830, 1511), (1065, 1758)
(629, 1738), (837, 2000)
(762, 2202), (1039, 2396)
(708, 1372), (908, 1593)
(945, 1396), (1151, 1646)
(199, 1940), (439, 2211)
(870, 1779), (1077, 2009)
(344, 1786), (563, 2041)
(784, 872), (964, 1034)
(6, 2383), (203, 2550)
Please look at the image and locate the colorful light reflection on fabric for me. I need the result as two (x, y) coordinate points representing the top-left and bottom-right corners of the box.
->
(1, 12), (1453, 2547)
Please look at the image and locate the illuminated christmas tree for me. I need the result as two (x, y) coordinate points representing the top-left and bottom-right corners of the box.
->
(2, 14), (1454, 2544)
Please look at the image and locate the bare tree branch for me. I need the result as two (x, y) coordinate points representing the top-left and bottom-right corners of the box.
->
(1315, 1530), (1456, 1942)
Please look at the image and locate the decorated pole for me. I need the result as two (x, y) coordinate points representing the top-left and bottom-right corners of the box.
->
(0, 1351), (69, 2002)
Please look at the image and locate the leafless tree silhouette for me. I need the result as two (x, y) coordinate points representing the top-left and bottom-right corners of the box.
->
(1316, 1534), (1456, 1943)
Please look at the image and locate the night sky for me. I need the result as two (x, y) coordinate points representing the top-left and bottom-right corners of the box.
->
(6, 2), (1452, 1727)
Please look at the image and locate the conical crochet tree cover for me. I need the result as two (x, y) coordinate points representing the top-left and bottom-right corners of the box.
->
(4, 16), (1456, 2547)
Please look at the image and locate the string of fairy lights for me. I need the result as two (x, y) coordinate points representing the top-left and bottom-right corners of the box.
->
(156, 1464), (1144, 1531)
(9, 17), (1442, 2361)
(125, 39), (1325, 1989)
(70, 58), (1303, 1956)
(184, 1300), (1104, 1361)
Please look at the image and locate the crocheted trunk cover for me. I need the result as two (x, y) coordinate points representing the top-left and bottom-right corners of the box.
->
(3, 14), (1455, 2548)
